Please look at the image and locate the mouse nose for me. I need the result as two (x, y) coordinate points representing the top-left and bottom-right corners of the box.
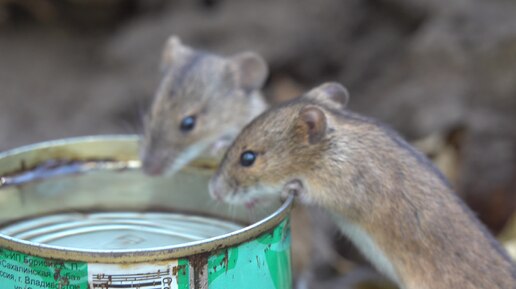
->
(141, 157), (167, 176)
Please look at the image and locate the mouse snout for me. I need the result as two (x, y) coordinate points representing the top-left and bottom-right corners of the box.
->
(142, 160), (166, 176)
(209, 173), (228, 201)
(141, 155), (168, 176)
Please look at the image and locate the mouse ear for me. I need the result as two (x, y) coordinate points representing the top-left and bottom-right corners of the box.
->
(230, 52), (269, 92)
(161, 35), (190, 71)
(305, 82), (350, 109)
(296, 106), (327, 144)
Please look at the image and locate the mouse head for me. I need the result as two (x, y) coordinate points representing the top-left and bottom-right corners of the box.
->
(141, 36), (268, 176)
(209, 82), (349, 207)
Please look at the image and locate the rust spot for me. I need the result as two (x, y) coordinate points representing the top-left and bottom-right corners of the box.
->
(53, 268), (61, 281)
(173, 264), (186, 276)
(189, 253), (209, 289)
(223, 249), (229, 272)
(59, 276), (69, 287)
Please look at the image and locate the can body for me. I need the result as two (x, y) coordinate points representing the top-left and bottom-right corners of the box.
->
(0, 136), (293, 289)
(0, 219), (291, 289)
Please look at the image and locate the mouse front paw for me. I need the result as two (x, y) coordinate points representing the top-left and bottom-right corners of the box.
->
(281, 179), (305, 200)
(209, 139), (232, 157)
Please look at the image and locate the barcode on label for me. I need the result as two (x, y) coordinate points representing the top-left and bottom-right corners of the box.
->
(89, 262), (178, 289)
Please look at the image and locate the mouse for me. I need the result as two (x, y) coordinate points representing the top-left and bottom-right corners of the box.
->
(140, 36), (268, 175)
(138, 36), (326, 283)
(209, 82), (516, 289)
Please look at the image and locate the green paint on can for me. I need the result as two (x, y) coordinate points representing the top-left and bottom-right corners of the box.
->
(178, 258), (190, 289)
(0, 248), (88, 289)
(206, 218), (292, 289)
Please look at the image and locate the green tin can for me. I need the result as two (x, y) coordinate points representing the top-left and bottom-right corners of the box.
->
(0, 136), (293, 289)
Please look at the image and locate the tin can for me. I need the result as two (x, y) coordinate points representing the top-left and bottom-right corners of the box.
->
(0, 135), (293, 289)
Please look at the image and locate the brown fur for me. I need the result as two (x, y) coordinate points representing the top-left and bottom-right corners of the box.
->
(141, 36), (320, 280)
(210, 82), (516, 289)
(141, 36), (267, 175)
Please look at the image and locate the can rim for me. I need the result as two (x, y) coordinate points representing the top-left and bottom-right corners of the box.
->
(0, 135), (294, 263)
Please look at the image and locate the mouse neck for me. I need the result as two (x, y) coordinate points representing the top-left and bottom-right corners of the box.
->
(219, 90), (267, 141)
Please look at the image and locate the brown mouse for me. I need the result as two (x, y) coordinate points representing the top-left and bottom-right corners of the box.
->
(209, 82), (516, 289)
(139, 36), (324, 283)
(140, 36), (268, 175)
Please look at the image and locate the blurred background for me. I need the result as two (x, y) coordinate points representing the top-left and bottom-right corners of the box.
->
(0, 0), (515, 287)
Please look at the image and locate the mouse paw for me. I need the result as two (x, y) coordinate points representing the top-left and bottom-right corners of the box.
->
(209, 139), (231, 157)
(281, 179), (305, 200)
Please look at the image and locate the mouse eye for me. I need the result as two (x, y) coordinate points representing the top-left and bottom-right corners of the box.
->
(240, 151), (256, 167)
(180, 115), (196, 132)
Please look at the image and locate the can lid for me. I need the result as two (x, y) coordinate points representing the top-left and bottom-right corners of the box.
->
(1, 212), (243, 250)
(0, 135), (294, 263)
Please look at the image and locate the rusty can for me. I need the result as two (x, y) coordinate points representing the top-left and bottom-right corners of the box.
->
(0, 135), (293, 289)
